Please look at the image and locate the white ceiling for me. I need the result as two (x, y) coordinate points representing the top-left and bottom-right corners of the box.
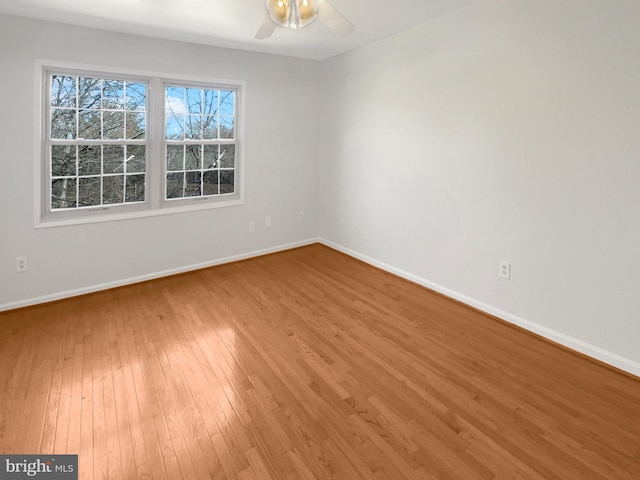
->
(0, 0), (480, 60)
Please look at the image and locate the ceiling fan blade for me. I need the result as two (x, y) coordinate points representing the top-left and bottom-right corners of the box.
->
(255, 15), (277, 40)
(318, 0), (355, 36)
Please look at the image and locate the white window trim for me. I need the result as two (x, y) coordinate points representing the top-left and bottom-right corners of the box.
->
(34, 59), (245, 228)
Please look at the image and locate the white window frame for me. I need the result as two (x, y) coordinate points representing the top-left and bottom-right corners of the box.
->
(161, 80), (240, 208)
(35, 60), (245, 228)
(42, 67), (152, 223)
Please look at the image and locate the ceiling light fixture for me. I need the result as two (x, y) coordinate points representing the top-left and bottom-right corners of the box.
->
(255, 0), (354, 40)
(266, 0), (319, 30)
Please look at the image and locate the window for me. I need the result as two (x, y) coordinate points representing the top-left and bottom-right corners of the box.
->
(164, 85), (236, 200)
(48, 75), (148, 210)
(39, 63), (243, 226)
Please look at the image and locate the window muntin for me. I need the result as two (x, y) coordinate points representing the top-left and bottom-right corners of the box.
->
(47, 74), (148, 211)
(164, 85), (237, 201)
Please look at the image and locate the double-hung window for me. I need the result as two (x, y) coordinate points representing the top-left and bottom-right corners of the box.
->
(39, 63), (243, 226)
(47, 74), (148, 212)
(164, 84), (236, 201)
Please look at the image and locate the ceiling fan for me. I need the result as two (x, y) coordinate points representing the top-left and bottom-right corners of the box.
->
(255, 0), (355, 40)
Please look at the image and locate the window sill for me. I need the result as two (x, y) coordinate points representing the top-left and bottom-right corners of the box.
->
(36, 196), (244, 228)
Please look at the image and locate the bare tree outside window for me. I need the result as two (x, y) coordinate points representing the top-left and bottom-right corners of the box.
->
(49, 75), (147, 210)
(165, 85), (236, 200)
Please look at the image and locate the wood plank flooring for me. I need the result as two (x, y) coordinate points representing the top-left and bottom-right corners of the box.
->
(1, 243), (639, 479)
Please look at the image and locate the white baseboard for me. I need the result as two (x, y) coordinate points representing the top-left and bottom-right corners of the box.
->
(319, 238), (640, 378)
(0, 238), (320, 312)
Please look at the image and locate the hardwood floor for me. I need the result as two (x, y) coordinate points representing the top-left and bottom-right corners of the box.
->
(1, 243), (639, 479)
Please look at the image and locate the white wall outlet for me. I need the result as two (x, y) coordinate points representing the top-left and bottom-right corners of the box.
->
(16, 256), (27, 273)
(298, 211), (305, 223)
(265, 215), (272, 228)
(499, 260), (510, 280)
(248, 220), (256, 233)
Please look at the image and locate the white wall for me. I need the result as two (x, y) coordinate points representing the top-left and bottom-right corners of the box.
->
(0, 14), (320, 308)
(319, 0), (640, 373)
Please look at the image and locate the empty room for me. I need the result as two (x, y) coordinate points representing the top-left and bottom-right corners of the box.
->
(1, 0), (639, 479)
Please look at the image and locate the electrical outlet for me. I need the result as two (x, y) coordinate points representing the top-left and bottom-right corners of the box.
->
(248, 220), (256, 233)
(298, 211), (305, 223)
(265, 216), (272, 228)
(499, 260), (510, 280)
(16, 256), (27, 273)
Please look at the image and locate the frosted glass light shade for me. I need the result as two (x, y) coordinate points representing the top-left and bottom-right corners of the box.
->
(297, 0), (319, 27)
(266, 0), (288, 26)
